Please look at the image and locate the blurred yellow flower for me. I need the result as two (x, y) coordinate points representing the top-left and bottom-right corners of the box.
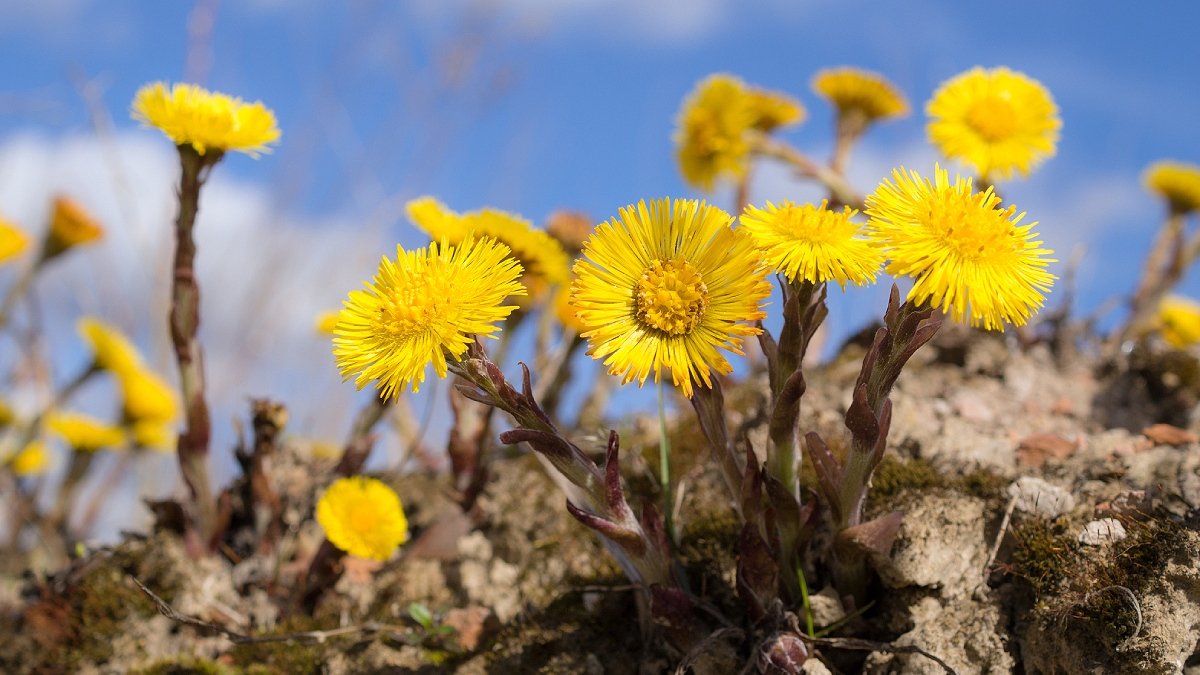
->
(334, 236), (525, 398)
(77, 317), (143, 374)
(812, 67), (909, 123)
(130, 419), (176, 452)
(926, 67), (1060, 181)
(740, 200), (883, 288)
(1158, 296), (1200, 348)
(747, 89), (805, 132)
(1144, 161), (1200, 214)
(553, 283), (587, 334)
(10, 441), (49, 477)
(0, 400), (14, 429)
(43, 196), (104, 260)
(120, 368), (179, 424)
(407, 197), (570, 302)
(316, 476), (409, 561)
(47, 411), (126, 452)
(131, 82), (280, 157)
(314, 311), (340, 335)
(571, 198), (768, 398)
(0, 218), (31, 265)
(866, 165), (1056, 330)
(674, 75), (778, 192)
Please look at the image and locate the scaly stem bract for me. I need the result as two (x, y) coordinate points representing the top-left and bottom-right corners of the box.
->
(169, 145), (221, 549)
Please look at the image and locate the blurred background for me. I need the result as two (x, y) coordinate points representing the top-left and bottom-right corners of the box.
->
(1, 1), (1197, 538)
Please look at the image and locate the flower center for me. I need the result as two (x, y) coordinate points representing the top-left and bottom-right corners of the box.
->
(378, 272), (451, 338)
(349, 500), (380, 532)
(924, 193), (1013, 262)
(635, 258), (709, 335)
(965, 94), (1018, 142)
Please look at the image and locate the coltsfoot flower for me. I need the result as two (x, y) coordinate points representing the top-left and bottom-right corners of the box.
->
(334, 236), (525, 398)
(44, 196), (104, 260)
(674, 75), (803, 192)
(740, 200), (882, 288)
(812, 67), (909, 123)
(571, 198), (769, 398)
(406, 197), (570, 301)
(9, 441), (49, 477)
(926, 67), (1060, 180)
(316, 476), (409, 561)
(866, 165), (1056, 330)
(131, 82), (280, 157)
(77, 317), (142, 374)
(130, 420), (176, 452)
(119, 368), (179, 426)
(1158, 296), (1200, 348)
(0, 218), (30, 264)
(1144, 161), (1200, 214)
(47, 412), (126, 452)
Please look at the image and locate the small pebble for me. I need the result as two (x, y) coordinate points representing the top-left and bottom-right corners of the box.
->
(1079, 518), (1127, 546)
(1007, 476), (1075, 518)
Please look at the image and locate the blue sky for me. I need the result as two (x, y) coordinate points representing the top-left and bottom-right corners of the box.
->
(1, 2), (1199, 521)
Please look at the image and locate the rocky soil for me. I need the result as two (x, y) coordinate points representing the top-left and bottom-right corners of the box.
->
(4, 326), (1200, 674)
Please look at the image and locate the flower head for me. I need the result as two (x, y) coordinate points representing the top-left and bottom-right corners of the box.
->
(9, 441), (49, 477)
(43, 196), (104, 260)
(131, 420), (176, 452)
(1158, 296), (1200, 348)
(316, 476), (409, 561)
(77, 317), (143, 374)
(553, 282), (588, 334)
(866, 165), (1056, 330)
(0, 400), (14, 429)
(812, 67), (909, 122)
(0, 218), (31, 265)
(571, 198), (769, 397)
(120, 368), (179, 424)
(1144, 161), (1200, 214)
(407, 197), (570, 302)
(926, 67), (1060, 180)
(131, 82), (280, 157)
(47, 412), (126, 452)
(334, 236), (525, 398)
(674, 75), (802, 192)
(740, 200), (883, 288)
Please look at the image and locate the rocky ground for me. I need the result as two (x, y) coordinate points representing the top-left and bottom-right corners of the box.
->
(3, 325), (1200, 674)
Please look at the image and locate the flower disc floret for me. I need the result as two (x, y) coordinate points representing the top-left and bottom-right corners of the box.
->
(571, 198), (769, 398)
(740, 200), (882, 288)
(316, 476), (409, 561)
(812, 68), (909, 121)
(866, 165), (1056, 330)
(1144, 161), (1200, 214)
(926, 67), (1060, 180)
(334, 236), (525, 398)
(131, 82), (280, 157)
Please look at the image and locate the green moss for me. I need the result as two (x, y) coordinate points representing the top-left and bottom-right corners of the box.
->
(677, 509), (741, 615)
(229, 616), (328, 675)
(1010, 517), (1076, 596)
(869, 455), (945, 503)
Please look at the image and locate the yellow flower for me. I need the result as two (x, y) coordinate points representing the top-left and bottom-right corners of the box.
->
(866, 165), (1056, 330)
(316, 476), (409, 561)
(553, 282), (587, 334)
(77, 317), (143, 374)
(314, 311), (341, 335)
(1158, 296), (1200, 348)
(747, 89), (806, 132)
(740, 200), (883, 288)
(131, 420), (176, 452)
(407, 197), (571, 302)
(545, 210), (594, 256)
(43, 196), (104, 260)
(673, 74), (757, 192)
(120, 368), (179, 424)
(1144, 161), (1200, 214)
(334, 236), (525, 398)
(926, 67), (1060, 181)
(131, 82), (280, 157)
(812, 67), (909, 122)
(571, 198), (769, 398)
(0, 400), (14, 429)
(46, 411), (126, 452)
(0, 218), (31, 264)
(10, 441), (49, 477)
